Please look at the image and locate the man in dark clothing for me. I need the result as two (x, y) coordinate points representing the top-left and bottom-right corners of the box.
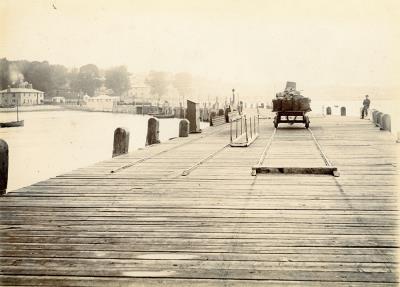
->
(361, 95), (370, 119)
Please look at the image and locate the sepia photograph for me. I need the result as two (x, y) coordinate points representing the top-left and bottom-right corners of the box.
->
(0, 0), (399, 286)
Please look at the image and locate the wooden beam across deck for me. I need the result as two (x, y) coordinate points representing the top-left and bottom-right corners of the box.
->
(0, 116), (398, 286)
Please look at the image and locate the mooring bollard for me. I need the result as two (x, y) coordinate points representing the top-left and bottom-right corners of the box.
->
(369, 109), (376, 122)
(376, 112), (383, 127)
(0, 139), (8, 196)
(326, 106), (332, 115)
(224, 107), (231, 123)
(367, 108), (372, 120)
(112, 127), (129, 157)
(203, 108), (209, 121)
(340, 106), (346, 116)
(146, 117), (160, 146)
(186, 100), (201, 133)
(209, 111), (216, 126)
(381, 114), (391, 131)
(372, 110), (379, 123)
(179, 119), (189, 137)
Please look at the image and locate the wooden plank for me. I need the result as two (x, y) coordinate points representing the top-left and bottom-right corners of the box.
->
(0, 115), (398, 286)
(0, 276), (397, 287)
(252, 166), (338, 175)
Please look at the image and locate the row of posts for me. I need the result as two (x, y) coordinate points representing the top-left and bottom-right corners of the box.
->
(112, 117), (191, 157)
(370, 109), (391, 132)
(0, 117), (191, 196)
(113, 100), (203, 157)
(325, 106), (346, 116)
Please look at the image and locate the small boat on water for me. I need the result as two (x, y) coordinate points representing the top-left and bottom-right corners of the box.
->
(148, 113), (175, 119)
(0, 120), (24, 128)
(0, 99), (24, 128)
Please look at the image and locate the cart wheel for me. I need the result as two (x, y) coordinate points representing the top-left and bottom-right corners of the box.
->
(273, 116), (278, 128)
(305, 116), (310, 128)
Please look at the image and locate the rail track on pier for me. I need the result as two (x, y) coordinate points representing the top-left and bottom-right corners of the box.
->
(0, 115), (398, 286)
(252, 126), (339, 176)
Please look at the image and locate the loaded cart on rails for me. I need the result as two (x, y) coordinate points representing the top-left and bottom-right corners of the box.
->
(272, 81), (312, 128)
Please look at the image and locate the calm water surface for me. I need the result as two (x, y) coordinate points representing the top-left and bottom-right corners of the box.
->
(0, 110), (205, 191)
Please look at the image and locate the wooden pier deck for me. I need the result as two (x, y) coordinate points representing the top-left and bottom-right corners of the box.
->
(0, 116), (398, 286)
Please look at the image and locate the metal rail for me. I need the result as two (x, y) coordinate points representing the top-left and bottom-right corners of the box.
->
(256, 128), (277, 166)
(307, 127), (333, 167)
(110, 124), (228, 174)
(253, 126), (339, 176)
(181, 143), (230, 176)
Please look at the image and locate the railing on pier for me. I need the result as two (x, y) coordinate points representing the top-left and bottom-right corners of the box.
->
(230, 114), (259, 147)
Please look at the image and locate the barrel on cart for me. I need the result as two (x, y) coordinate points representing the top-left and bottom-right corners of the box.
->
(272, 97), (311, 129)
(273, 111), (310, 128)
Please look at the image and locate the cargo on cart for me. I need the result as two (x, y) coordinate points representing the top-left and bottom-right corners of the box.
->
(272, 81), (311, 128)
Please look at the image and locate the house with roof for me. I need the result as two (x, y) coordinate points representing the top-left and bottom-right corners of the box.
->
(0, 83), (44, 107)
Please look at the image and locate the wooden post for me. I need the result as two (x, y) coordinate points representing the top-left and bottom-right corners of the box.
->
(245, 116), (248, 142)
(340, 107), (346, 116)
(146, 117), (160, 146)
(112, 128), (129, 157)
(250, 117), (253, 139)
(230, 120), (233, 142)
(224, 107), (230, 123)
(381, 114), (391, 131)
(186, 100), (201, 133)
(326, 107), (332, 115)
(203, 107), (208, 122)
(240, 117), (243, 135)
(376, 112), (383, 127)
(235, 119), (238, 138)
(0, 139), (8, 196)
(372, 110), (379, 124)
(209, 111), (216, 126)
(369, 109), (376, 122)
(179, 119), (189, 137)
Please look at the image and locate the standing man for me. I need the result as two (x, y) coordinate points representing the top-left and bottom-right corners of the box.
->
(361, 95), (370, 119)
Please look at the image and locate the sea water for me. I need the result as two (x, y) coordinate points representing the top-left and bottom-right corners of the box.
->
(0, 110), (206, 191)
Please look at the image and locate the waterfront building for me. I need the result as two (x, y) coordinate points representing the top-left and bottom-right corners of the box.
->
(0, 83), (44, 107)
(51, 96), (65, 103)
(85, 94), (119, 112)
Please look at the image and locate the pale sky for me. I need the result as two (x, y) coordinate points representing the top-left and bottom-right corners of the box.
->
(1, 0), (400, 100)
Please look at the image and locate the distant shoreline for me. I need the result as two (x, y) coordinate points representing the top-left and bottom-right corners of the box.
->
(0, 105), (68, 113)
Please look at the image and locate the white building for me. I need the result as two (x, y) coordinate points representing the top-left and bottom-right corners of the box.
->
(51, 96), (65, 103)
(0, 84), (44, 107)
(85, 95), (119, 112)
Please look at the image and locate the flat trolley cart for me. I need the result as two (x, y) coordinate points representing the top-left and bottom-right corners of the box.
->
(273, 111), (310, 129)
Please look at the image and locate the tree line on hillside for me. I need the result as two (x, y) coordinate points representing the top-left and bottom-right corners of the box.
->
(146, 71), (192, 105)
(0, 58), (193, 105)
(0, 58), (130, 98)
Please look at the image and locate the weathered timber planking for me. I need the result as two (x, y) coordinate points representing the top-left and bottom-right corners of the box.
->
(0, 276), (397, 287)
(0, 115), (398, 286)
